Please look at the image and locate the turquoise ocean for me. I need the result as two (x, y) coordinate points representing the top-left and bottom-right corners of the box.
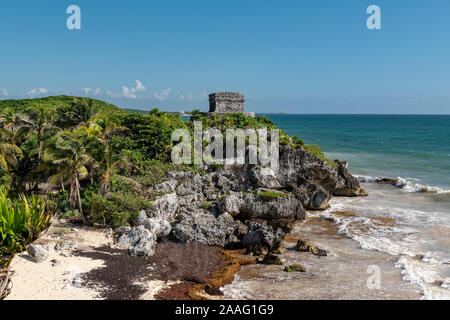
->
(266, 114), (450, 189)
(223, 115), (450, 300)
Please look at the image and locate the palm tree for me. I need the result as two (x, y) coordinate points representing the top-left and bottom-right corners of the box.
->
(0, 108), (30, 134)
(25, 104), (57, 161)
(69, 98), (98, 127)
(97, 148), (134, 195)
(0, 128), (23, 171)
(43, 125), (102, 222)
(94, 115), (135, 195)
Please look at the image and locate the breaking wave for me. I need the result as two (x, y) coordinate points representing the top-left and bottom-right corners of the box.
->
(354, 175), (450, 195)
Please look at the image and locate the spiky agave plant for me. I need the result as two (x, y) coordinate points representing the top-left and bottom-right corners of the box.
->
(0, 189), (53, 299)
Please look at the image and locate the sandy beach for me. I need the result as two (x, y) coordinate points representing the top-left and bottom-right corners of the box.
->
(6, 219), (239, 300)
(6, 220), (175, 300)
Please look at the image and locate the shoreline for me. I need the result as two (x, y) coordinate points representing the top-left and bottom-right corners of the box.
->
(222, 214), (423, 300)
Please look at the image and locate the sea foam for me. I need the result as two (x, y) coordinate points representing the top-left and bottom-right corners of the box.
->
(354, 175), (450, 194)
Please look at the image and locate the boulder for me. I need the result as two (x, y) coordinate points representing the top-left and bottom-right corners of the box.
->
(146, 193), (179, 221)
(261, 253), (283, 265)
(54, 241), (78, 252)
(117, 225), (157, 257)
(240, 192), (306, 222)
(27, 245), (48, 263)
(242, 222), (285, 255)
(115, 226), (132, 236)
(332, 160), (368, 196)
(134, 210), (148, 226)
(296, 239), (327, 256)
(171, 210), (247, 248)
(218, 193), (245, 216)
(251, 166), (282, 189)
(276, 145), (365, 197)
(294, 182), (331, 210)
(142, 218), (172, 238)
(284, 264), (307, 272)
(218, 190), (306, 224)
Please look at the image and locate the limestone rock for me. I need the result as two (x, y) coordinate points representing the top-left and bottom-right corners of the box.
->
(171, 210), (247, 248)
(146, 193), (179, 221)
(296, 239), (327, 256)
(261, 253), (283, 265)
(242, 222), (285, 255)
(333, 160), (368, 196)
(251, 167), (282, 189)
(27, 245), (48, 263)
(294, 182), (331, 210)
(285, 264), (307, 272)
(152, 179), (177, 193)
(54, 241), (78, 252)
(117, 225), (157, 257)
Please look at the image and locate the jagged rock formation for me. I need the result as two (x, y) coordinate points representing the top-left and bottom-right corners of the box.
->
(115, 144), (366, 256)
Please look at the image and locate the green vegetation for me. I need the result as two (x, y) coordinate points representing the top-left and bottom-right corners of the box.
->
(201, 202), (212, 210)
(189, 112), (336, 165)
(0, 189), (53, 269)
(0, 188), (53, 299)
(302, 144), (336, 167)
(0, 95), (333, 228)
(257, 190), (286, 201)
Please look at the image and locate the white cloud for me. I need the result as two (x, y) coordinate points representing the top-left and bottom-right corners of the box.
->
(82, 88), (91, 95)
(121, 80), (147, 99)
(154, 88), (171, 101)
(1, 88), (8, 97)
(27, 88), (48, 97)
(135, 80), (146, 92)
(122, 86), (136, 99)
(94, 88), (102, 95)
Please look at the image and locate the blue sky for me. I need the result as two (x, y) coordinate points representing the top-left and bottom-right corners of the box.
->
(0, 0), (449, 114)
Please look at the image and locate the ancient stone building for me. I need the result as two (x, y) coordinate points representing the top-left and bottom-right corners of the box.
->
(209, 92), (245, 113)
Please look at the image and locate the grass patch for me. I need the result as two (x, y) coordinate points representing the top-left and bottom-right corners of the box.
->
(257, 190), (285, 201)
(303, 144), (337, 167)
(201, 202), (212, 210)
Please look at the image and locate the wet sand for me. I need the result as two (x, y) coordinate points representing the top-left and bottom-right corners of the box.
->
(222, 215), (423, 300)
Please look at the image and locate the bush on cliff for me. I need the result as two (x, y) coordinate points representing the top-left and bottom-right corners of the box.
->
(257, 190), (286, 201)
(303, 144), (336, 167)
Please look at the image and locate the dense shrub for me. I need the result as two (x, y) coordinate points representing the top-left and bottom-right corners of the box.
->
(0, 189), (53, 268)
(118, 112), (187, 162)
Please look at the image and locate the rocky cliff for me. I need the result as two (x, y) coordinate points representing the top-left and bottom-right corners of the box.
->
(116, 144), (366, 257)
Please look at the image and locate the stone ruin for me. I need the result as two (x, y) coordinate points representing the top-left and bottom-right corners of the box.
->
(209, 92), (245, 114)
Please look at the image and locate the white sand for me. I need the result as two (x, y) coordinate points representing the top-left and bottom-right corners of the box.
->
(5, 219), (166, 300)
(6, 220), (111, 300)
